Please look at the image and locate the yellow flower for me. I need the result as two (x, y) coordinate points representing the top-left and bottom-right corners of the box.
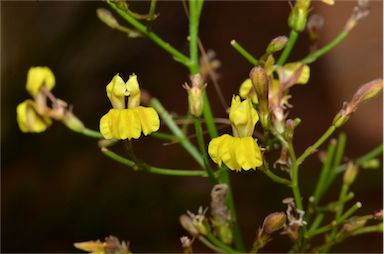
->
(208, 134), (262, 172)
(208, 96), (262, 171)
(239, 79), (258, 104)
(280, 63), (310, 84)
(26, 66), (55, 97)
(16, 100), (52, 133)
(100, 107), (159, 140)
(229, 96), (259, 138)
(100, 74), (159, 140)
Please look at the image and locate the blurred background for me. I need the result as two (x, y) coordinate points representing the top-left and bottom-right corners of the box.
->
(1, 1), (382, 253)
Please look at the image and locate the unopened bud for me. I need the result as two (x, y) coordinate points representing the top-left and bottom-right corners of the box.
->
(360, 158), (380, 169)
(262, 212), (287, 234)
(266, 36), (288, 54)
(343, 162), (359, 185)
(338, 217), (366, 237)
(334, 79), (382, 127)
(250, 67), (270, 129)
(183, 76), (205, 117)
(179, 214), (199, 236)
(97, 8), (120, 29)
(288, 6), (309, 32)
(62, 112), (85, 133)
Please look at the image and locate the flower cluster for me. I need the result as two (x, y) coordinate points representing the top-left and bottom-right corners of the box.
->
(99, 74), (160, 140)
(16, 66), (85, 134)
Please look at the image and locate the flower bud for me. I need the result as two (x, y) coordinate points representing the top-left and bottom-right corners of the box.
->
(97, 8), (120, 29)
(262, 212), (287, 234)
(360, 158), (380, 169)
(266, 36), (288, 54)
(62, 112), (85, 133)
(288, 7), (308, 32)
(180, 214), (200, 236)
(250, 67), (269, 129)
(343, 162), (359, 185)
(74, 240), (104, 253)
(333, 79), (382, 127)
(16, 100), (52, 133)
(183, 82), (205, 117)
(26, 66), (55, 98)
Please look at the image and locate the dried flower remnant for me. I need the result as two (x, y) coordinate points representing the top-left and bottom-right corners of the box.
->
(210, 184), (232, 244)
(74, 235), (131, 254)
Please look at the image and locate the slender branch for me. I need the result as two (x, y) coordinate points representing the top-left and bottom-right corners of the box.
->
(145, 0), (157, 31)
(277, 30), (298, 65)
(356, 144), (384, 166)
(312, 141), (337, 205)
(352, 223), (384, 236)
(151, 132), (179, 142)
(107, 0), (190, 66)
(193, 117), (217, 183)
(261, 162), (292, 187)
(230, 40), (258, 65)
(205, 231), (238, 254)
(297, 125), (336, 165)
(150, 98), (204, 167)
(81, 127), (104, 139)
(101, 147), (207, 177)
(324, 133), (347, 192)
(300, 31), (349, 64)
(197, 236), (226, 253)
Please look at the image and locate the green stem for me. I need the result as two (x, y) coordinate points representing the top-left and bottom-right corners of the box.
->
(150, 98), (204, 167)
(197, 236), (227, 253)
(81, 127), (103, 139)
(277, 30), (299, 65)
(146, 0), (157, 30)
(262, 163), (292, 187)
(230, 40), (258, 65)
(107, 0), (190, 66)
(356, 144), (384, 166)
(324, 133), (347, 191)
(193, 117), (217, 183)
(300, 31), (349, 64)
(205, 231), (238, 254)
(312, 141), (337, 205)
(150, 132), (179, 141)
(219, 166), (245, 251)
(306, 202), (361, 239)
(308, 213), (325, 233)
(101, 147), (207, 177)
(297, 125), (336, 165)
(352, 223), (384, 236)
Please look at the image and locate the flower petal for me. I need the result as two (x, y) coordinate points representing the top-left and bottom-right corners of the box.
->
(235, 137), (262, 170)
(26, 67), (55, 97)
(126, 74), (141, 109)
(16, 100), (52, 133)
(106, 74), (126, 109)
(135, 106), (160, 135)
(239, 78), (258, 104)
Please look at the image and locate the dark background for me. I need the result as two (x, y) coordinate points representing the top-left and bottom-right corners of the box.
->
(1, 1), (382, 253)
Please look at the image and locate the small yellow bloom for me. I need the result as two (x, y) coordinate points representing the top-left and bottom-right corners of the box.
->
(208, 96), (262, 171)
(229, 96), (259, 138)
(26, 66), (55, 97)
(239, 79), (258, 104)
(100, 74), (159, 140)
(208, 134), (262, 171)
(16, 100), (52, 133)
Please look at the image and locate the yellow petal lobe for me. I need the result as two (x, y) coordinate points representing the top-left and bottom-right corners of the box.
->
(239, 79), (258, 104)
(16, 100), (52, 133)
(134, 106), (160, 135)
(26, 67), (55, 97)
(106, 74), (127, 109)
